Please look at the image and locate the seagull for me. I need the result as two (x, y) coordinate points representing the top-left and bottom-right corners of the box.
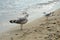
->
(43, 12), (51, 17)
(9, 12), (29, 30)
(43, 11), (54, 17)
(43, 12), (52, 22)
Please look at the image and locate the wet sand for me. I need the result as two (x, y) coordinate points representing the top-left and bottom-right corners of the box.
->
(0, 8), (60, 40)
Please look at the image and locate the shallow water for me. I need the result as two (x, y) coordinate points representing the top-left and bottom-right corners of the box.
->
(0, 0), (60, 33)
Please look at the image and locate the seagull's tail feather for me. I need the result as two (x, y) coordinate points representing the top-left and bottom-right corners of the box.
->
(9, 20), (16, 23)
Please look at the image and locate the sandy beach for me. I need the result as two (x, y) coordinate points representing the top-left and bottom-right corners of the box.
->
(0, 8), (60, 40)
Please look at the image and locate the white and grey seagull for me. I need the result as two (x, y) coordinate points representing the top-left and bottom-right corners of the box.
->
(43, 12), (54, 23)
(9, 12), (29, 30)
(43, 12), (52, 22)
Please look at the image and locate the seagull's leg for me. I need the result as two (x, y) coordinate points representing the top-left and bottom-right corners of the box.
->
(20, 24), (23, 30)
(46, 16), (49, 27)
(46, 16), (48, 23)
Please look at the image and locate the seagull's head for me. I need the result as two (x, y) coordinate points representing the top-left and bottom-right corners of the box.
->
(22, 12), (29, 18)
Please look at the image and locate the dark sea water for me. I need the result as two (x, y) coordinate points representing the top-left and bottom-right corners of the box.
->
(0, 0), (60, 33)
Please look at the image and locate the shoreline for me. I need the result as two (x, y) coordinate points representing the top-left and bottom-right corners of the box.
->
(0, 8), (60, 40)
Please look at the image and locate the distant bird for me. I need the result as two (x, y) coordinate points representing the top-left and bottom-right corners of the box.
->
(43, 12), (54, 17)
(9, 12), (29, 30)
(43, 12), (51, 17)
(43, 12), (52, 22)
(43, 12), (54, 25)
